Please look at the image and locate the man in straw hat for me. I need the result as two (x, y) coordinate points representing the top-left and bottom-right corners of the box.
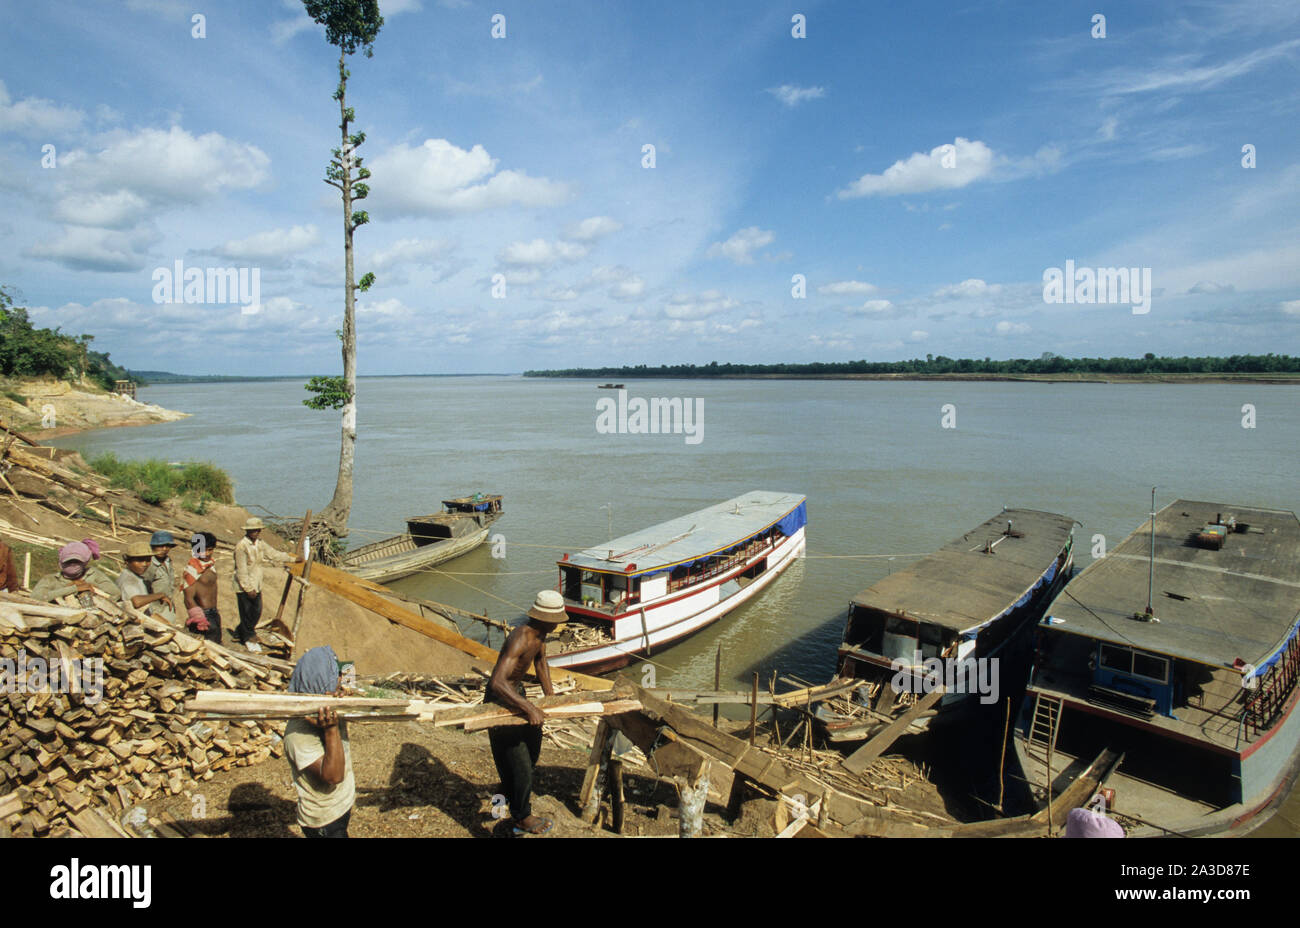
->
(233, 516), (299, 651)
(486, 589), (567, 836)
(117, 540), (175, 619)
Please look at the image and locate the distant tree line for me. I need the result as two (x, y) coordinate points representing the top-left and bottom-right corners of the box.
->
(0, 285), (133, 390)
(524, 352), (1300, 379)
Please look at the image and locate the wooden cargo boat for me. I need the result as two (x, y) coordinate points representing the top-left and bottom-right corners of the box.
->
(548, 491), (807, 674)
(827, 509), (1075, 741)
(1014, 499), (1300, 836)
(341, 494), (503, 583)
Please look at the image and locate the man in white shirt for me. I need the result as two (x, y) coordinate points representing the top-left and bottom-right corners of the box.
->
(282, 646), (354, 838)
(232, 517), (297, 650)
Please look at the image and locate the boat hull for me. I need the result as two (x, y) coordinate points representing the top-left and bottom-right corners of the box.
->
(549, 526), (806, 673)
(343, 525), (492, 583)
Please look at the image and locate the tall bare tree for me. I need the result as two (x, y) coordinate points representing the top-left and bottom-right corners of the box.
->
(302, 0), (382, 539)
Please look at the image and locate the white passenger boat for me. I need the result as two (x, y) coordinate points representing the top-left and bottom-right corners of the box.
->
(548, 491), (807, 673)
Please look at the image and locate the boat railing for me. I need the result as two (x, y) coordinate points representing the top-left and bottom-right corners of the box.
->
(666, 535), (777, 593)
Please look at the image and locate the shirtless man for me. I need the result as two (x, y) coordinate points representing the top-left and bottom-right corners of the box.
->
(181, 532), (221, 643)
(486, 589), (567, 836)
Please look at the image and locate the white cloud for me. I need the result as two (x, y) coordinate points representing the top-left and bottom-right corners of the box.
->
(768, 85), (825, 107)
(25, 226), (159, 273)
(838, 138), (996, 198)
(995, 320), (1031, 335)
(706, 227), (774, 265)
(663, 290), (739, 320)
(367, 237), (455, 271)
(1281, 300), (1300, 316)
(212, 225), (319, 262)
(60, 127), (270, 205)
(497, 238), (589, 267)
(1097, 38), (1300, 96)
(1187, 280), (1235, 295)
(51, 191), (150, 229)
(369, 139), (570, 216)
(817, 280), (878, 296)
(908, 330), (929, 341)
(844, 299), (895, 315)
(934, 278), (1003, 299)
(0, 80), (85, 137)
(565, 216), (623, 242)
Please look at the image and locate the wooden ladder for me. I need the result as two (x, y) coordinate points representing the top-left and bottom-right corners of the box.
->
(1026, 692), (1063, 760)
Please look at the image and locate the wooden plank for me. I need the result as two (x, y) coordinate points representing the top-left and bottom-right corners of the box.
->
(1034, 747), (1123, 829)
(842, 686), (945, 775)
(68, 807), (130, 838)
(578, 719), (611, 819)
(288, 561), (611, 691)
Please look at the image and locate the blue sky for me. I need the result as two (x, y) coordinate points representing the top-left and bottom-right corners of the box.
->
(2, 0), (1299, 374)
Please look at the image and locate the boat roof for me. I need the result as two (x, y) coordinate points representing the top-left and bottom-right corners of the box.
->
(1043, 500), (1300, 667)
(562, 491), (805, 574)
(850, 509), (1076, 633)
(442, 494), (501, 506)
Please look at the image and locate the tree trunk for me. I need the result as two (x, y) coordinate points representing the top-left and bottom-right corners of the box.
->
(321, 49), (357, 538)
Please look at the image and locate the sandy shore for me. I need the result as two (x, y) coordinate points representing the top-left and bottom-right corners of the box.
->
(2, 377), (188, 437)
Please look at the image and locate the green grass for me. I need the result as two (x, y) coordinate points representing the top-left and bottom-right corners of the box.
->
(88, 452), (234, 507)
(8, 541), (58, 582)
(2, 390), (26, 405)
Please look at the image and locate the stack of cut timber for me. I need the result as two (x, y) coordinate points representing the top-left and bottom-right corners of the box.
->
(0, 591), (291, 838)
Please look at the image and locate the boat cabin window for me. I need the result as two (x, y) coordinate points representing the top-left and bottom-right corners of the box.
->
(578, 570), (603, 605)
(882, 616), (919, 663)
(1099, 644), (1169, 684)
(918, 623), (946, 659)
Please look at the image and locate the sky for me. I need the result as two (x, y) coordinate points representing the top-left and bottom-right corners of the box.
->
(2, 0), (1299, 375)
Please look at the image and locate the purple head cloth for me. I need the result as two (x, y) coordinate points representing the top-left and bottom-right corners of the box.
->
(1065, 807), (1125, 837)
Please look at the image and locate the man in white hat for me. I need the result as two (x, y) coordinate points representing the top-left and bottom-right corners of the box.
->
(486, 589), (567, 836)
(232, 517), (299, 650)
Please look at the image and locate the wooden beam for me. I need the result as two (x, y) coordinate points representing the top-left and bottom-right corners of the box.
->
(1033, 747), (1123, 830)
(186, 686), (638, 727)
(287, 560), (611, 690)
(841, 686), (944, 775)
(0, 421), (43, 446)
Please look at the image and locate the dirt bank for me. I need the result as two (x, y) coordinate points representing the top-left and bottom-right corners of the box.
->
(2, 377), (188, 437)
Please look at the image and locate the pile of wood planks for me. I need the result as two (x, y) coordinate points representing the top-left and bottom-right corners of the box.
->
(0, 591), (292, 838)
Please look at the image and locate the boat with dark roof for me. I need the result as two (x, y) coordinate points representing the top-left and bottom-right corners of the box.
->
(827, 508), (1076, 740)
(341, 494), (503, 583)
(548, 491), (807, 674)
(1013, 499), (1300, 836)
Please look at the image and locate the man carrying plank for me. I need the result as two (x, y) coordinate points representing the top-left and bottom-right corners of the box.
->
(487, 590), (566, 836)
(283, 646), (355, 838)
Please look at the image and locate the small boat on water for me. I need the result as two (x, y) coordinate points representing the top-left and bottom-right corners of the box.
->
(597, 383), (624, 389)
(826, 508), (1076, 741)
(341, 494), (503, 583)
(548, 491), (807, 674)
(1014, 499), (1300, 837)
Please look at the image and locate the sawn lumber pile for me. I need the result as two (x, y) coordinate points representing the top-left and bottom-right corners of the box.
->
(0, 591), (293, 838)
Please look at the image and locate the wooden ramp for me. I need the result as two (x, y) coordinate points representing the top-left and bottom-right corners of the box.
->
(842, 686), (944, 774)
(287, 561), (611, 691)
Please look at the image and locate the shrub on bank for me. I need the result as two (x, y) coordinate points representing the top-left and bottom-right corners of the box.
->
(89, 452), (234, 507)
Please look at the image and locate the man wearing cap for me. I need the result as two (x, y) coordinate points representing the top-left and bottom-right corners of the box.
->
(117, 541), (174, 618)
(32, 540), (120, 605)
(232, 517), (298, 650)
(142, 531), (178, 617)
(486, 589), (567, 836)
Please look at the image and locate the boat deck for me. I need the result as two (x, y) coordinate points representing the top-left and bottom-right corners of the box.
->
(848, 509), (1075, 634)
(1015, 743), (1221, 836)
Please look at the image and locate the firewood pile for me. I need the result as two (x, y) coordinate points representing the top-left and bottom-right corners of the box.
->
(0, 590), (293, 838)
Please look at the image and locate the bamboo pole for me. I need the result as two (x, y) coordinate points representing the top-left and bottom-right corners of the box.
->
(749, 672), (758, 745)
(712, 645), (721, 728)
(22, 551), (30, 590)
(998, 697), (1011, 813)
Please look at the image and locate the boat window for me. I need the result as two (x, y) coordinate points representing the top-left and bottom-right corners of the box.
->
(1099, 644), (1131, 674)
(580, 570), (604, 605)
(918, 623), (944, 659)
(560, 567), (582, 601)
(1131, 651), (1169, 683)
